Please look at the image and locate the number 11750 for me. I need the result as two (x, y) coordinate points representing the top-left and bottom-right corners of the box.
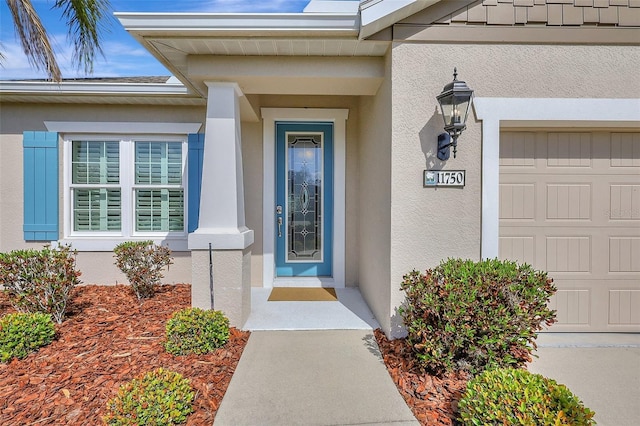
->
(423, 170), (465, 187)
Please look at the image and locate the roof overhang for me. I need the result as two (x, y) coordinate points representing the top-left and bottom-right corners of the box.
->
(0, 80), (205, 106)
(2, 1), (449, 114)
(114, 11), (388, 101)
(114, 12), (361, 37)
(359, 0), (442, 39)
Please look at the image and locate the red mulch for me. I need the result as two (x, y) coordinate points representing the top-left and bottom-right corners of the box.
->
(374, 329), (470, 426)
(0, 284), (249, 426)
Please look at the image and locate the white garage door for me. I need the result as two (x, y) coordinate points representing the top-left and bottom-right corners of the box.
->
(499, 131), (640, 332)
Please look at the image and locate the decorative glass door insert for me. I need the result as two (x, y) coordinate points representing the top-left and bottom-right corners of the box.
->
(275, 122), (333, 277)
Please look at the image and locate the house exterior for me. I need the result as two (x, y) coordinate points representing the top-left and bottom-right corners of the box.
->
(1, 0), (639, 337)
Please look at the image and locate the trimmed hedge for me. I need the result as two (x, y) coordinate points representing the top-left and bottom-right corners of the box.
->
(458, 368), (595, 425)
(164, 308), (230, 356)
(0, 312), (56, 363)
(103, 368), (194, 425)
(400, 258), (557, 375)
(113, 241), (173, 300)
(0, 244), (80, 323)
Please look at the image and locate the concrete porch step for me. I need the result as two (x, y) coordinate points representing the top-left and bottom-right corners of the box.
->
(243, 287), (380, 331)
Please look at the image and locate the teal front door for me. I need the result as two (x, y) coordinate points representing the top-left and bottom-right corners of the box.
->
(275, 122), (333, 277)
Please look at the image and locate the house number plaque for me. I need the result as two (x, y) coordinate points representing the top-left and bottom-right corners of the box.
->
(423, 170), (465, 187)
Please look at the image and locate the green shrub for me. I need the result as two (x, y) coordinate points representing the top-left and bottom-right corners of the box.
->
(458, 368), (595, 425)
(113, 241), (173, 300)
(0, 312), (56, 362)
(103, 368), (194, 425)
(0, 244), (81, 323)
(165, 308), (230, 356)
(400, 258), (556, 375)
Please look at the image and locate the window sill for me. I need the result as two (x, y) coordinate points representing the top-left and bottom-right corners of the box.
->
(56, 238), (188, 252)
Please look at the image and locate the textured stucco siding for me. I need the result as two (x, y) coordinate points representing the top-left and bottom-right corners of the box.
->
(358, 52), (393, 334)
(386, 42), (640, 336)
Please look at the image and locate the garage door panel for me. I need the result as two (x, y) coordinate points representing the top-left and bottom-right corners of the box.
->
(546, 184), (591, 220)
(500, 183), (536, 220)
(550, 289), (591, 326)
(547, 132), (592, 168)
(499, 236), (536, 266)
(609, 237), (640, 273)
(609, 185), (640, 220)
(546, 236), (591, 273)
(500, 132), (536, 166)
(500, 131), (640, 332)
(611, 133), (640, 167)
(609, 289), (640, 325)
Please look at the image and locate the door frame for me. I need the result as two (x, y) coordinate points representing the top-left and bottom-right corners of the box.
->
(262, 108), (348, 288)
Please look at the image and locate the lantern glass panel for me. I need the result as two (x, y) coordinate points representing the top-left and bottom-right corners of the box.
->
(438, 94), (455, 127)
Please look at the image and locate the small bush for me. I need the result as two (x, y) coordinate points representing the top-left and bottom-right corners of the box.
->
(103, 368), (194, 425)
(165, 308), (230, 356)
(0, 244), (80, 323)
(458, 368), (595, 425)
(0, 312), (56, 363)
(113, 241), (173, 300)
(400, 258), (556, 375)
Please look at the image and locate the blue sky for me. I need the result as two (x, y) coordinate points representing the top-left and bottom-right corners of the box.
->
(0, 0), (311, 79)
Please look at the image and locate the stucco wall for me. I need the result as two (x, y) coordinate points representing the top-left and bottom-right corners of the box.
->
(0, 103), (205, 284)
(358, 52), (393, 334)
(387, 42), (640, 335)
(239, 121), (264, 286)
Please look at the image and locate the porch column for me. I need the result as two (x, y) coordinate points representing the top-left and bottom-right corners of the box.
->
(188, 82), (254, 328)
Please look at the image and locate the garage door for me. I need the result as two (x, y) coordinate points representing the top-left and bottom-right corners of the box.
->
(499, 131), (640, 332)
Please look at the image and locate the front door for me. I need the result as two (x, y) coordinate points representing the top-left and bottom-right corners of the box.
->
(275, 122), (333, 277)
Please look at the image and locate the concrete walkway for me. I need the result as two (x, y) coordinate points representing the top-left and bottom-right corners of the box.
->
(213, 330), (419, 426)
(528, 333), (640, 426)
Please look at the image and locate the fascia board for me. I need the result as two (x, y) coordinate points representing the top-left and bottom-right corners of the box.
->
(0, 81), (191, 96)
(115, 12), (360, 37)
(359, 0), (442, 39)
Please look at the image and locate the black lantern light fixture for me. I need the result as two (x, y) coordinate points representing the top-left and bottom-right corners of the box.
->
(436, 68), (474, 160)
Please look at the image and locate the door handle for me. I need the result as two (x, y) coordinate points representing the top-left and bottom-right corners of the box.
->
(277, 217), (283, 238)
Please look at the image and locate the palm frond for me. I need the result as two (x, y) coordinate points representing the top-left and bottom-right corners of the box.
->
(6, 0), (62, 81)
(54, 0), (113, 75)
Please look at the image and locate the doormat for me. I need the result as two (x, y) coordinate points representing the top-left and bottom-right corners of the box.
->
(268, 287), (338, 302)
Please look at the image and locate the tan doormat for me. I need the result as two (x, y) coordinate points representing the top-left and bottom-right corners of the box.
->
(268, 287), (338, 302)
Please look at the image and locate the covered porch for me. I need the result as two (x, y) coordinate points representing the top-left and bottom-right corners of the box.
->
(116, 7), (395, 333)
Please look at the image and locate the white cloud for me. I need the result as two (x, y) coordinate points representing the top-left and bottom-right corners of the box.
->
(0, 38), (169, 80)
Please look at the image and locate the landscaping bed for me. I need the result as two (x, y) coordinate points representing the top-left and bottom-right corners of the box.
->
(374, 329), (469, 426)
(0, 284), (249, 425)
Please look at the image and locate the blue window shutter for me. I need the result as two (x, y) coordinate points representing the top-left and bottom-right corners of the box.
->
(188, 133), (205, 233)
(23, 131), (59, 241)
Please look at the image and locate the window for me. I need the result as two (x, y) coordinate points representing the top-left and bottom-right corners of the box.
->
(134, 142), (184, 232)
(66, 136), (187, 240)
(71, 141), (121, 231)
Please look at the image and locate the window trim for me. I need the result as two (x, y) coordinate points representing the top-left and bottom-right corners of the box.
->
(61, 131), (194, 252)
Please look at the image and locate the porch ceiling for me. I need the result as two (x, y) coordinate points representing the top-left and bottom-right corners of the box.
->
(116, 12), (391, 100)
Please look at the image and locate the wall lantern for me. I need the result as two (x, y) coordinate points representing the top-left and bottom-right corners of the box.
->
(436, 68), (474, 160)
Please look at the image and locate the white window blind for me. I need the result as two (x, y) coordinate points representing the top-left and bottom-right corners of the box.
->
(71, 141), (121, 231)
(134, 142), (184, 232)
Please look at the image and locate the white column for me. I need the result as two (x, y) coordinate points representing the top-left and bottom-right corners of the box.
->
(188, 82), (253, 327)
(188, 82), (254, 250)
